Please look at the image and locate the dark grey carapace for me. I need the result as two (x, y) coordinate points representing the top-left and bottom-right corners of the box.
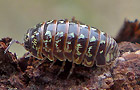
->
(5, 19), (119, 78)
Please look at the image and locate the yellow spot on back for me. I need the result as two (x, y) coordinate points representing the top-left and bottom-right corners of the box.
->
(32, 39), (37, 45)
(86, 60), (92, 65)
(67, 41), (71, 45)
(100, 50), (104, 54)
(31, 35), (35, 38)
(34, 31), (38, 34)
(77, 43), (82, 47)
(59, 20), (64, 23)
(55, 39), (61, 50)
(91, 27), (96, 31)
(106, 53), (110, 62)
(27, 33), (29, 37)
(45, 31), (52, 38)
(75, 57), (79, 62)
(100, 40), (105, 44)
(56, 32), (64, 37)
(90, 36), (96, 42)
(76, 51), (81, 55)
(69, 33), (74, 38)
(78, 34), (85, 39)
(80, 25), (87, 28)
(36, 32), (39, 36)
(47, 20), (53, 24)
(55, 39), (61, 44)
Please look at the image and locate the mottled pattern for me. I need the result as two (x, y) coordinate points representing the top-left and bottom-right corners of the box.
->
(24, 22), (44, 59)
(74, 25), (90, 64)
(23, 19), (119, 67)
(83, 28), (100, 67)
(42, 20), (57, 61)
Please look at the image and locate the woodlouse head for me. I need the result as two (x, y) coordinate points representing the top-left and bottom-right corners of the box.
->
(24, 29), (32, 51)
(23, 23), (43, 59)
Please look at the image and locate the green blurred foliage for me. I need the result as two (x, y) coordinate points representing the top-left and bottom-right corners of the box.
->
(0, 0), (140, 57)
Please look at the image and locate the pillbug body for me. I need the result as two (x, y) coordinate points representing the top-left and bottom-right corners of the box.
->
(5, 18), (119, 78)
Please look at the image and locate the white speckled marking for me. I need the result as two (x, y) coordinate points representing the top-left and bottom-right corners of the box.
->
(87, 46), (92, 57)
(101, 31), (105, 35)
(100, 50), (104, 54)
(45, 31), (52, 38)
(55, 39), (61, 50)
(32, 39), (37, 45)
(56, 32), (64, 37)
(76, 44), (82, 55)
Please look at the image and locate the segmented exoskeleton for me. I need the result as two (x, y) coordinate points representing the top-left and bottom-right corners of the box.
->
(5, 18), (119, 78)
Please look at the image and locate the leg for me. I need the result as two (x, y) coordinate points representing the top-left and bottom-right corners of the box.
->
(4, 40), (24, 53)
(23, 52), (31, 58)
(56, 61), (66, 77)
(67, 62), (75, 79)
(28, 56), (35, 66)
(34, 57), (47, 68)
(49, 58), (57, 68)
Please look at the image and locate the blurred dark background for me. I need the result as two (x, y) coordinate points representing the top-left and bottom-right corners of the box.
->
(0, 0), (140, 57)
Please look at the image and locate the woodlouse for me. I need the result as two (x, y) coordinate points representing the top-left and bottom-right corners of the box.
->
(5, 18), (119, 78)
